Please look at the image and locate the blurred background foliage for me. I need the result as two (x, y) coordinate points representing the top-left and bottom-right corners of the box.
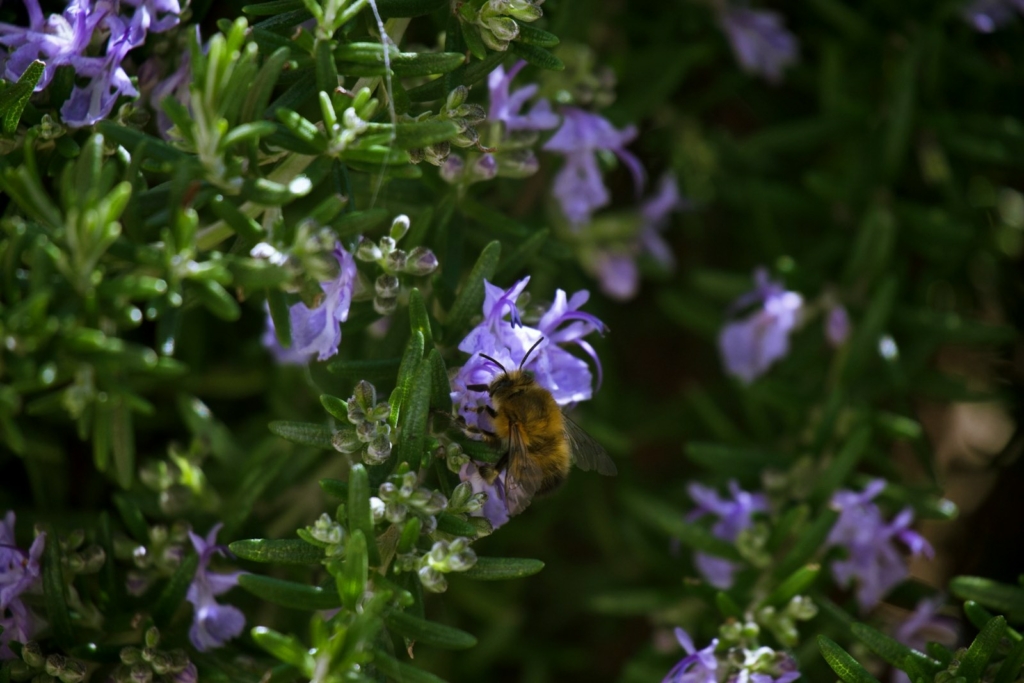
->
(1, 0), (1023, 681)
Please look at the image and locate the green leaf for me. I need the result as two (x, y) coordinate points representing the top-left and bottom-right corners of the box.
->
(435, 513), (476, 537)
(97, 121), (187, 162)
(774, 507), (839, 579)
(407, 53), (503, 102)
(444, 241), (501, 339)
(408, 288), (435, 349)
(427, 350), (452, 412)
(269, 420), (333, 449)
(153, 553), (199, 627)
(320, 394), (349, 422)
(818, 635), (882, 683)
(513, 21), (559, 47)
(242, 0), (305, 16)
(962, 601), (1023, 642)
(760, 565), (821, 609)
(238, 573), (341, 610)
(459, 557), (545, 580)
(326, 356), (403, 381)
(507, 41), (564, 70)
(330, 207), (390, 239)
(372, 650), (449, 683)
(336, 46), (466, 77)
(685, 442), (789, 476)
(338, 529), (368, 609)
(951, 577), (1024, 622)
(494, 228), (550, 282)
(376, 0), (446, 17)
(716, 592), (744, 619)
(396, 360), (432, 470)
(0, 60), (44, 134)
(812, 425), (872, 501)
(398, 517), (422, 554)
(113, 493), (150, 541)
(994, 636), (1024, 683)
(320, 477), (348, 500)
(851, 623), (940, 675)
(390, 330), (425, 426)
(348, 464), (380, 566)
(958, 616), (1006, 680)
(621, 490), (742, 561)
(840, 276), (898, 384)
(251, 626), (315, 670)
(385, 610), (477, 650)
(190, 279), (242, 321)
(41, 526), (74, 649)
(229, 539), (323, 565)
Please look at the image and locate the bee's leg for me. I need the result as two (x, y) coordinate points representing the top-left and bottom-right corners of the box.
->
(476, 404), (498, 419)
(479, 453), (509, 485)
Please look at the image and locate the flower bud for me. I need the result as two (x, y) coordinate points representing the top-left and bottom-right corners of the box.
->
(424, 141), (450, 166)
(120, 647), (144, 666)
(375, 274), (400, 298)
(59, 659), (87, 683)
(469, 154), (499, 183)
(408, 147), (425, 164)
(404, 247), (439, 276)
(445, 86), (468, 111)
(23, 641), (45, 668)
(64, 529), (85, 551)
(389, 214), (411, 241)
(130, 663), (153, 683)
(374, 295), (398, 315)
(418, 565), (447, 593)
(440, 155), (465, 184)
(356, 237), (383, 262)
(369, 497), (387, 524)
(149, 651), (174, 675)
(365, 434), (392, 464)
(452, 125), (479, 148)
(497, 149), (540, 178)
(332, 427), (362, 453)
(171, 663), (198, 683)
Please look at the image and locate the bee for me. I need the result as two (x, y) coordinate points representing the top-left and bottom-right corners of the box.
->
(464, 338), (618, 516)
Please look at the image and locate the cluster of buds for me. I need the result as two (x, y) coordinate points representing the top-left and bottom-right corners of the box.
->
(735, 520), (771, 570)
(372, 470), (447, 529)
(58, 528), (106, 577)
(754, 595), (818, 647)
(437, 440), (470, 474)
(543, 43), (617, 108)
(707, 620), (801, 682)
(113, 523), (188, 596)
(110, 628), (197, 683)
(355, 216), (439, 315)
(408, 87), (488, 166)
(322, 88), (373, 157)
(445, 481), (486, 516)
(299, 512), (345, 559)
(139, 438), (212, 516)
(330, 380), (392, 465)
(458, 0), (544, 51)
(8, 643), (88, 683)
(416, 538), (478, 592)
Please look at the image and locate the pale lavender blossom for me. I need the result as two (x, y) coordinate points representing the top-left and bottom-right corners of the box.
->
(262, 243), (358, 364)
(718, 6), (798, 84)
(663, 628), (718, 683)
(891, 597), (958, 683)
(141, 26), (199, 138)
(826, 305), (850, 347)
(544, 107), (646, 226)
(459, 462), (509, 530)
(0, 0), (180, 127)
(961, 0), (1024, 31)
(718, 268), (803, 384)
(592, 173), (688, 301)
(0, 511), (45, 659)
(451, 276), (607, 431)
(686, 481), (768, 589)
(488, 60), (560, 132)
(186, 523), (245, 652)
(826, 480), (934, 612)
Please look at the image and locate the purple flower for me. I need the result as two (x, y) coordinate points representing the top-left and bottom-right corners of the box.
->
(0, 511), (45, 659)
(544, 107), (646, 227)
(459, 462), (509, 530)
(663, 628), (718, 683)
(262, 243), (358, 364)
(826, 305), (850, 347)
(186, 524), (245, 652)
(718, 7), (799, 84)
(0, 0), (180, 128)
(451, 276), (607, 431)
(890, 597), (957, 683)
(591, 173), (688, 301)
(826, 480), (934, 612)
(141, 26), (199, 139)
(686, 481), (768, 589)
(488, 60), (560, 132)
(961, 0), (1024, 31)
(718, 268), (803, 384)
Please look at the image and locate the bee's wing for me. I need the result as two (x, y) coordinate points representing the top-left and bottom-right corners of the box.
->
(564, 415), (617, 476)
(504, 421), (543, 516)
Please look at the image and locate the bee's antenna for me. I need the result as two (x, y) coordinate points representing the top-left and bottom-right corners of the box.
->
(519, 337), (544, 370)
(479, 354), (507, 374)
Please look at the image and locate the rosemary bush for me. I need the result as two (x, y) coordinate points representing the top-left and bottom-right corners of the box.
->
(0, 0), (1022, 681)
